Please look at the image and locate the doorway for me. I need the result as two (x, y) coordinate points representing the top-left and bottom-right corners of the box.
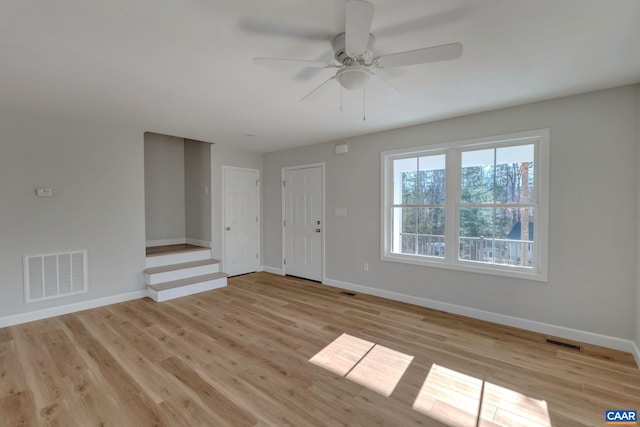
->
(144, 133), (212, 250)
(282, 164), (324, 282)
(222, 166), (261, 276)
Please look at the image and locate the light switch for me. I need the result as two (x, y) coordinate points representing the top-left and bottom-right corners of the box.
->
(36, 187), (52, 197)
(335, 208), (347, 216)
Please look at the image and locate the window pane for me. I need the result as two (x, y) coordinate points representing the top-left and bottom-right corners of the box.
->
(459, 208), (494, 263)
(417, 154), (446, 205)
(402, 234), (416, 255)
(494, 207), (535, 267)
(393, 157), (417, 204)
(400, 207), (417, 234)
(417, 207), (445, 257)
(392, 207), (417, 254)
(461, 149), (494, 204)
(495, 144), (535, 204)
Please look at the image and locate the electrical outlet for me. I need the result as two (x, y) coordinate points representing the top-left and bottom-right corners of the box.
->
(363, 262), (369, 272)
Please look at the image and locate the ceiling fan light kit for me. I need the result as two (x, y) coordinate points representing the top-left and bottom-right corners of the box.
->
(336, 63), (371, 90)
(252, 0), (463, 116)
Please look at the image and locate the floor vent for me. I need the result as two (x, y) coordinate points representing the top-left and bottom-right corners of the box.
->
(545, 338), (582, 351)
(24, 251), (88, 303)
(340, 291), (356, 296)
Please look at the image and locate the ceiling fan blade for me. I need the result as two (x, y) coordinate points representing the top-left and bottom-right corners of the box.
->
(345, 0), (375, 56)
(301, 76), (337, 102)
(253, 58), (338, 69)
(374, 42), (463, 69)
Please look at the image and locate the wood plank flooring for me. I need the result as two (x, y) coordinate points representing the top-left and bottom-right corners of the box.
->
(1, 272), (639, 426)
(145, 244), (208, 257)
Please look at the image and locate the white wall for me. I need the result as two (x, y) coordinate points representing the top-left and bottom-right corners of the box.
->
(210, 144), (262, 261)
(0, 110), (145, 317)
(144, 133), (185, 243)
(636, 85), (640, 349)
(263, 85), (639, 341)
(184, 139), (211, 245)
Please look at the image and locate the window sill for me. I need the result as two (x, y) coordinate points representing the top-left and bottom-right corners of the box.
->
(381, 253), (548, 282)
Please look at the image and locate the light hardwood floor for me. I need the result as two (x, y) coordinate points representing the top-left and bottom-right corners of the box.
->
(145, 244), (208, 257)
(1, 272), (639, 426)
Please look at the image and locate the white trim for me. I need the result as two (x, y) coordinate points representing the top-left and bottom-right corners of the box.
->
(381, 128), (550, 282)
(185, 238), (212, 248)
(323, 277), (639, 357)
(281, 170), (285, 275)
(0, 289), (148, 328)
(632, 341), (640, 368)
(145, 263), (220, 285)
(262, 266), (284, 275)
(281, 163), (326, 282)
(147, 277), (227, 302)
(381, 129), (549, 157)
(380, 253), (547, 282)
(146, 238), (186, 247)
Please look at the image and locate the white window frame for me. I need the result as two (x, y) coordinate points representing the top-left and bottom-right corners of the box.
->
(381, 129), (550, 282)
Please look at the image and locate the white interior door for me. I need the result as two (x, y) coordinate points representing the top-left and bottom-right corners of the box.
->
(283, 165), (323, 281)
(223, 167), (260, 276)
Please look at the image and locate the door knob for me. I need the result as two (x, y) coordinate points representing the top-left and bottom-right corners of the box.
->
(315, 229), (321, 233)
(226, 226), (231, 231)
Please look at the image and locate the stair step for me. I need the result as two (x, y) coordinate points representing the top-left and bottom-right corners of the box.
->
(148, 272), (227, 292)
(146, 244), (209, 257)
(147, 272), (228, 302)
(144, 259), (221, 285)
(145, 249), (212, 268)
(144, 258), (220, 275)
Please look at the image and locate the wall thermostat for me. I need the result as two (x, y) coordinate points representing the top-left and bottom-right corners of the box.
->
(36, 187), (52, 197)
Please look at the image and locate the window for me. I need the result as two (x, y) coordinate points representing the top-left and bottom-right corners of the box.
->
(382, 129), (549, 281)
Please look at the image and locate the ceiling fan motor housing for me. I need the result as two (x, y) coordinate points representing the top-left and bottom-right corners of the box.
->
(332, 32), (376, 65)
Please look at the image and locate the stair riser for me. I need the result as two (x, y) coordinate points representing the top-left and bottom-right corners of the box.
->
(147, 277), (227, 302)
(145, 249), (212, 268)
(145, 264), (220, 285)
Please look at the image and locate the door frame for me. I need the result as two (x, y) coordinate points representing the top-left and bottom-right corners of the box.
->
(281, 162), (325, 282)
(221, 165), (261, 275)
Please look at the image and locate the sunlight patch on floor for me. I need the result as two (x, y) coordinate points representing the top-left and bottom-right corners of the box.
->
(413, 364), (551, 427)
(346, 342), (414, 396)
(310, 333), (413, 396)
(484, 382), (551, 427)
(309, 333), (375, 376)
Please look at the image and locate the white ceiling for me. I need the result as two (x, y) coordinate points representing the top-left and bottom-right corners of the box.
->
(1, 0), (639, 153)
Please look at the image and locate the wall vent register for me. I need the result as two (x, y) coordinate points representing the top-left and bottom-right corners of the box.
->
(23, 250), (88, 303)
(545, 338), (582, 351)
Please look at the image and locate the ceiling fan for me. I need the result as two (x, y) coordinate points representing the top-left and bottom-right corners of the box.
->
(252, 0), (463, 104)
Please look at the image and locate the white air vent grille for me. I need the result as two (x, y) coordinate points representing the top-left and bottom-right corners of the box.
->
(24, 251), (88, 303)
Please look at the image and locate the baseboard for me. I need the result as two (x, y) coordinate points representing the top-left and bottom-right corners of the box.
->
(185, 238), (211, 248)
(0, 289), (148, 328)
(323, 277), (639, 358)
(262, 266), (284, 275)
(632, 341), (640, 367)
(146, 238), (186, 247)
